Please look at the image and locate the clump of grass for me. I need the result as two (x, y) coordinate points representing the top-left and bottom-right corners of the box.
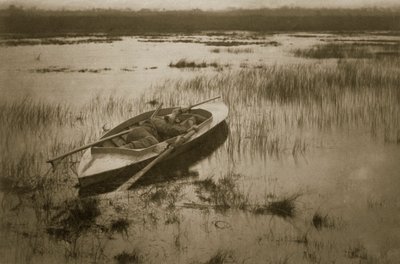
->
(312, 212), (336, 230)
(194, 174), (249, 211)
(253, 194), (300, 218)
(0, 98), (73, 130)
(33, 66), (71, 73)
(33, 67), (111, 73)
(194, 175), (299, 217)
(141, 38), (273, 47)
(121, 67), (135, 72)
(165, 212), (180, 225)
(205, 250), (232, 264)
(226, 47), (254, 54)
(77, 68), (111, 73)
(292, 138), (307, 158)
(62, 197), (100, 230)
(46, 197), (101, 258)
(46, 226), (71, 241)
(261, 41), (280, 47)
(110, 218), (130, 235)
(0, 152), (49, 196)
(203, 40), (265, 46)
(1, 36), (123, 46)
(293, 43), (400, 59)
(169, 59), (207, 68)
(345, 243), (368, 260)
(293, 43), (371, 58)
(149, 188), (168, 205)
(114, 250), (141, 264)
(169, 59), (219, 68)
(195, 177), (217, 197)
(49, 197), (101, 236)
(210, 47), (254, 54)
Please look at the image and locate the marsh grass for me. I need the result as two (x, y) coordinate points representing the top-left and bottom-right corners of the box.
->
(0, 93), (153, 198)
(51, 197), (101, 234)
(32, 67), (112, 73)
(210, 47), (254, 54)
(110, 218), (130, 235)
(169, 59), (220, 68)
(45, 197), (102, 258)
(203, 41), (268, 46)
(0, 93), (161, 261)
(312, 212), (338, 230)
(226, 47), (254, 53)
(139, 38), (269, 47)
(194, 174), (249, 212)
(0, 99), (72, 129)
(0, 36), (123, 47)
(149, 188), (168, 205)
(114, 250), (141, 264)
(294, 42), (400, 58)
(194, 175), (301, 218)
(155, 55), (400, 157)
(252, 194), (300, 218)
(345, 243), (368, 260)
(165, 211), (180, 225)
(204, 250), (232, 264)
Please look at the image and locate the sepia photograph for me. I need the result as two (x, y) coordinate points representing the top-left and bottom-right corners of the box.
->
(0, 0), (399, 263)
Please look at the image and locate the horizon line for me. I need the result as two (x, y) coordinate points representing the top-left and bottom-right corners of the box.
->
(2, 5), (400, 12)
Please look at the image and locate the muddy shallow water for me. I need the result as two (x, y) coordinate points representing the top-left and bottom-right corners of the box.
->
(0, 33), (320, 104)
(1, 32), (400, 263)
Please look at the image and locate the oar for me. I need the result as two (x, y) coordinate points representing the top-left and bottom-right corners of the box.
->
(116, 125), (199, 192)
(46, 103), (164, 168)
(150, 102), (163, 119)
(181, 95), (221, 112)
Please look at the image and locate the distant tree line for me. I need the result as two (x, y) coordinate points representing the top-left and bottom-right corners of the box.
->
(0, 6), (399, 35)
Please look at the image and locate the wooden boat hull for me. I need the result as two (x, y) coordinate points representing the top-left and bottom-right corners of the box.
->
(77, 101), (228, 187)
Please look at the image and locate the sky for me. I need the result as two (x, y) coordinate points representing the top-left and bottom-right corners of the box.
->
(1, 0), (400, 10)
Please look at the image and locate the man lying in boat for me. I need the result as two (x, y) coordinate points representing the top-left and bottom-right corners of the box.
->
(121, 108), (206, 149)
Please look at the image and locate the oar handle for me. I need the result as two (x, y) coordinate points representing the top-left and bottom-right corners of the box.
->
(181, 95), (221, 112)
(150, 102), (163, 119)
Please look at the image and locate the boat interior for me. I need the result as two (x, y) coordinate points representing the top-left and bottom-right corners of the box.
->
(98, 108), (212, 149)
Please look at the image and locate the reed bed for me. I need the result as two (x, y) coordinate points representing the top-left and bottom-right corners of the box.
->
(0, 93), (162, 263)
(1, 55), (398, 200)
(1, 37), (123, 47)
(169, 59), (220, 68)
(294, 42), (400, 58)
(154, 56), (400, 159)
(210, 47), (254, 54)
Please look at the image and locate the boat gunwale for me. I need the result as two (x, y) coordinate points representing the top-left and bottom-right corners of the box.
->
(91, 114), (213, 156)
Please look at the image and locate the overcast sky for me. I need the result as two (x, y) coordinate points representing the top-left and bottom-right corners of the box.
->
(1, 0), (399, 10)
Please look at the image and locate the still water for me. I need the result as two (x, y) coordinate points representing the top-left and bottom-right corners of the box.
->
(0, 33), (319, 104)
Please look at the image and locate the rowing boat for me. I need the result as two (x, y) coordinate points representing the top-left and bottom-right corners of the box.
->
(77, 101), (228, 187)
